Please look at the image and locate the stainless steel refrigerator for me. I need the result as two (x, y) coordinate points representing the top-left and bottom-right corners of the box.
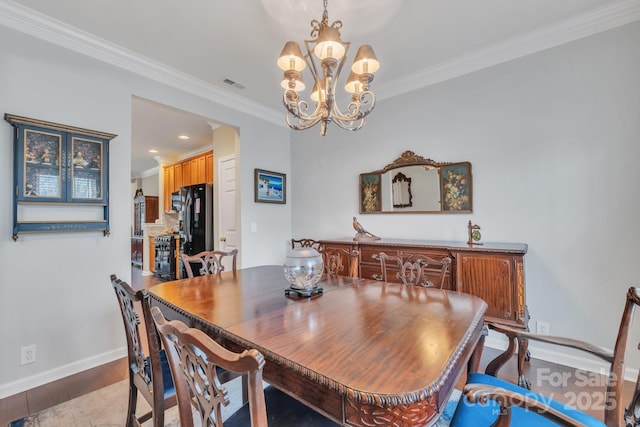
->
(180, 183), (213, 260)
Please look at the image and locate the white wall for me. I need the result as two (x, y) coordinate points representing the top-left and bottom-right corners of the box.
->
(1, 11), (637, 399)
(0, 26), (291, 396)
(291, 23), (640, 373)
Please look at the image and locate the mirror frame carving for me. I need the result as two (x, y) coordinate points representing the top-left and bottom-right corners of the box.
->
(359, 150), (473, 214)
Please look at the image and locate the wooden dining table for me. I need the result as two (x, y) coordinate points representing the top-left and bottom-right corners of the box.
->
(148, 265), (487, 426)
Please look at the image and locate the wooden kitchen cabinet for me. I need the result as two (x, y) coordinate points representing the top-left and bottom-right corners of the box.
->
(163, 165), (175, 210)
(182, 161), (191, 186)
(320, 238), (528, 330)
(162, 151), (213, 211)
(205, 152), (214, 183)
(173, 163), (182, 192)
(131, 236), (143, 268)
(149, 236), (156, 273)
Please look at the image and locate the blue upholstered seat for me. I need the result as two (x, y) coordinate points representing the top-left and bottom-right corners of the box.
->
(144, 349), (175, 398)
(224, 385), (338, 426)
(451, 372), (605, 427)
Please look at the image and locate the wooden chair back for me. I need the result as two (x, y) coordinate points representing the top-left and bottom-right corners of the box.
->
(151, 306), (269, 427)
(462, 287), (640, 427)
(378, 252), (451, 288)
(291, 238), (323, 252)
(323, 248), (360, 277)
(181, 249), (238, 278)
(110, 274), (176, 427)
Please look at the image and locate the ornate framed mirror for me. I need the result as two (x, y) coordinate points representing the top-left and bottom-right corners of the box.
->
(359, 151), (472, 214)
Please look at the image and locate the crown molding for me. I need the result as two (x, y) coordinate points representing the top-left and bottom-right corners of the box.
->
(1, 0), (639, 113)
(376, 0), (640, 101)
(0, 0), (284, 127)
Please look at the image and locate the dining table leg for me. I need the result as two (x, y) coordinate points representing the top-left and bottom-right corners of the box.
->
(467, 326), (487, 373)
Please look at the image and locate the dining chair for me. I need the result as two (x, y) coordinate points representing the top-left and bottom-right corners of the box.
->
(451, 286), (640, 427)
(323, 247), (360, 277)
(378, 252), (452, 288)
(291, 238), (323, 252)
(181, 249), (238, 278)
(150, 306), (339, 427)
(110, 274), (177, 427)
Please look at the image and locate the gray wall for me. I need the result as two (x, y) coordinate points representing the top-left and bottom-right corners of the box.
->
(291, 22), (640, 374)
(0, 26), (291, 396)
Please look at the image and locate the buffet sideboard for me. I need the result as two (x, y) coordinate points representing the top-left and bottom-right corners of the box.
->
(319, 238), (529, 330)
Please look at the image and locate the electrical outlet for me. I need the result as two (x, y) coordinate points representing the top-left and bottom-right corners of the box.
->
(20, 345), (36, 365)
(536, 321), (550, 335)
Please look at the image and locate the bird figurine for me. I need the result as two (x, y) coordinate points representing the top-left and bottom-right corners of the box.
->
(353, 217), (380, 241)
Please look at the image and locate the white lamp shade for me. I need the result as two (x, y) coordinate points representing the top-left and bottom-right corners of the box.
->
(313, 26), (346, 60)
(344, 71), (363, 94)
(277, 41), (306, 72)
(351, 45), (380, 74)
(281, 73), (305, 91)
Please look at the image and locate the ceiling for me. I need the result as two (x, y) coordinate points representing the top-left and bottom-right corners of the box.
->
(2, 0), (638, 177)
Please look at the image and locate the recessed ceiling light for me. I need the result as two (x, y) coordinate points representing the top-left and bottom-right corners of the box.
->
(178, 135), (190, 140)
(148, 149), (158, 153)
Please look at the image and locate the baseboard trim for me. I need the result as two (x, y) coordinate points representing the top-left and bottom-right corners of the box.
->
(0, 347), (127, 399)
(3, 336), (637, 399)
(485, 332), (638, 382)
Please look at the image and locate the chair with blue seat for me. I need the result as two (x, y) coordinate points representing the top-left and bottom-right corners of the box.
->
(451, 286), (640, 427)
(110, 274), (177, 427)
(151, 306), (339, 427)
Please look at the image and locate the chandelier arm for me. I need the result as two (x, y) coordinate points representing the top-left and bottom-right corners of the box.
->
(285, 113), (324, 131)
(330, 91), (376, 122)
(282, 91), (325, 131)
(331, 115), (365, 131)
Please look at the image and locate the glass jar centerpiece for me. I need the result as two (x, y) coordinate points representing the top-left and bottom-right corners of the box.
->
(283, 247), (324, 296)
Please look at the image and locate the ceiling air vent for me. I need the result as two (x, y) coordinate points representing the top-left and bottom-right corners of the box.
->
(222, 78), (245, 89)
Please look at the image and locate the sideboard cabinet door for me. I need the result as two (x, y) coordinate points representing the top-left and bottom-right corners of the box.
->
(455, 252), (527, 328)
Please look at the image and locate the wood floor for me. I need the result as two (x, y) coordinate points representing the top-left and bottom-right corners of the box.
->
(0, 266), (630, 425)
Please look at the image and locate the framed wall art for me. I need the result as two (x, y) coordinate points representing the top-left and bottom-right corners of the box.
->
(441, 162), (472, 212)
(255, 169), (286, 204)
(359, 173), (382, 213)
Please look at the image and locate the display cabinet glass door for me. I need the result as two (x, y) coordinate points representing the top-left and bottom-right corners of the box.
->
(70, 135), (104, 201)
(21, 127), (63, 201)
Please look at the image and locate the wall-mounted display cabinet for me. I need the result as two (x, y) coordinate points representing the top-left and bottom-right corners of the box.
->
(5, 114), (116, 240)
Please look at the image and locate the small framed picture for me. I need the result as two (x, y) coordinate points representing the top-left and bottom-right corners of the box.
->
(255, 169), (286, 204)
(359, 173), (382, 213)
(441, 162), (472, 212)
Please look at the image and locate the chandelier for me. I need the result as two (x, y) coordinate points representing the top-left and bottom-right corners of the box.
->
(276, 0), (380, 136)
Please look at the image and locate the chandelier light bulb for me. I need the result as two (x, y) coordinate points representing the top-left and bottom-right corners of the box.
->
(344, 71), (363, 94)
